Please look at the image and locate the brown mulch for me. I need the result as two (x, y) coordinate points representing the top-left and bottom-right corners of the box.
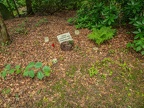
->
(0, 10), (144, 107)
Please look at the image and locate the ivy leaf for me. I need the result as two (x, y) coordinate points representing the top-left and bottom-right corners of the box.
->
(28, 70), (35, 78)
(9, 69), (15, 74)
(5, 64), (11, 70)
(37, 71), (44, 80)
(35, 62), (42, 69)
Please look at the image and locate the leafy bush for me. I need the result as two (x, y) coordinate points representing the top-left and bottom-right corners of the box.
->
(122, 0), (144, 22)
(127, 6), (144, 55)
(68, 1), (119, 29)
(0, 62), (51, 80)
(88, 26), (116, 45)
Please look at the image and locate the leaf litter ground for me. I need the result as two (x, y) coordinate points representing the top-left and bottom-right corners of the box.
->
(0, 11), (144, 108)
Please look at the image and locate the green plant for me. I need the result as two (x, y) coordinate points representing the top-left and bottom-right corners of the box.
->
(102, 4), (119, 26)
(68, 1), (119, 29)
(35, 18), (48, 27)
(66, 65), (77, 78)
(23, 62), (51, 80)
(0, 62), (51, 80)
(0, 64), (15, 79)
(0, 42), (8, 54)
(123, 0), (143, 22)
(88, 65), (98, 77)
(15, 21), (28, 34)
(127, 14), (144, 55)
(2, 88), (11, 95)
(88, 26), (116, 45)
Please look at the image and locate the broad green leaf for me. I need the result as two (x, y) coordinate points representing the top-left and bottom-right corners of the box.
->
(42, 66), (51, 73)
(37, 71), (44, 80)
(136, 46), (142, 52)
(15, 65), (20, 70)
(23, 70), (29, 77)
(44, 71), (50, 77)
(35, 62), (42, 68)
(28, 70), (35, 78)
(134, 35), (140, 39)
(1, 71), (7, 79)
(5, 64), (11, 70)
(16, 70), (21, 74)
(25, 62), (35, 69)
(9, 69), (15, 74)
(126, 43), (132, 48)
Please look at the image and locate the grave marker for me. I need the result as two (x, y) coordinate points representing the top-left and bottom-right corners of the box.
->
(57, 32), (73, 44)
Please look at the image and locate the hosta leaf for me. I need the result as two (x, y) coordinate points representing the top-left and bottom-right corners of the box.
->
(9, 69), (15, 74)
(23, 70), (29, 77)
(42, 66), (50, 73)
(37, 71), (44, 80)
(28, 70), (35, 78)
(5, 64), (11, 70)
(35, 62), (42, 68)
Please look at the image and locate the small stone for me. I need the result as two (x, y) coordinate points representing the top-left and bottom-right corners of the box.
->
(93, 47), (99, 51)
(75, 30), (80, 35)
(52, 58), (58, 64)
(44, 37), (49, 43)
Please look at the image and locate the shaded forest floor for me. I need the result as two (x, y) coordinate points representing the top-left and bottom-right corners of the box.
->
(0, 11), (144, 108)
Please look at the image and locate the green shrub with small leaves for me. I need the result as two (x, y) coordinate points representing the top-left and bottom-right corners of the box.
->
(0, 62), (51, 80)
(88, 26), (116, 45)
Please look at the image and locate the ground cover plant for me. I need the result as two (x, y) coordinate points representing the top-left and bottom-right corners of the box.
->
(0, 62), (51, 80)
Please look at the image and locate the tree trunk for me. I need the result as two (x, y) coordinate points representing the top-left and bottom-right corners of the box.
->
(0, 12), (11, 44)
(26, 0), (34, 15)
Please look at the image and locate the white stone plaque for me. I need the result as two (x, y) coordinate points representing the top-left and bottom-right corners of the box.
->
(57, 32), (73, 44)
(44, 37), (49, 43)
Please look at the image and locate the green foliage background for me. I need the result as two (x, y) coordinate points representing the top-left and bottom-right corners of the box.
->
(68, 0), (144, 55)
